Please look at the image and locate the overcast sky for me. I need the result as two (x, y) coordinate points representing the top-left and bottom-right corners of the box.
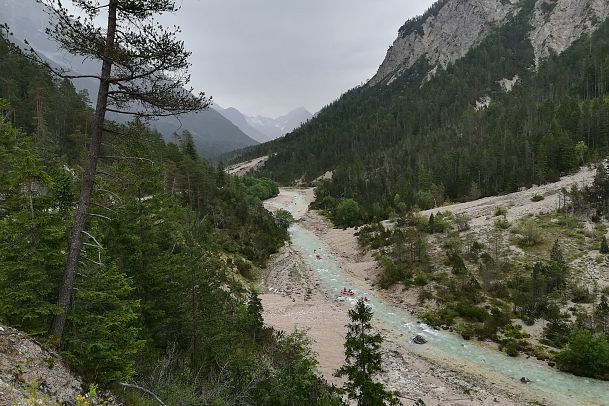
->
(68, 0), (435, 117)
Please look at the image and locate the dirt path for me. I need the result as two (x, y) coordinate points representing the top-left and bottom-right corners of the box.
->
(260, 192), (530, 406)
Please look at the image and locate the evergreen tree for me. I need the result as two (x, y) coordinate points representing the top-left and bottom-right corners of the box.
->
(335, 299), (398, 406)
(601, 236), (609, 254)
(247, 291), (264, 343)
(34, 0), (208, 339)
(0, 117), (66, 334)
(595, 294), (609, 335)
(428, 213), (435, 234)
(63, 261), (143, 386)
(548, 240), (568, 291)
(180, 129), (199, 161)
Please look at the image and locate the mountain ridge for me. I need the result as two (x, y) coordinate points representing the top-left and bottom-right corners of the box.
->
(369, 0), (609, 87)
(231, 0), (609, 221)
(0, 0), (258, 158)
(214, 104), (313, 143)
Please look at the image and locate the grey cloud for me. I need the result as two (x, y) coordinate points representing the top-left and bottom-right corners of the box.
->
(69, 0), (436, 116)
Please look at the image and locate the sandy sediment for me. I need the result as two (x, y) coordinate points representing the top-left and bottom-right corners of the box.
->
(260, 195), (532, 405)
(225, 155), (269, 176)
(260, 168), (609, 405)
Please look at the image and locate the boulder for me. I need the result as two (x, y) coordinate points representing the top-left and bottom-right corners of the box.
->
(413, 334), (427, 345)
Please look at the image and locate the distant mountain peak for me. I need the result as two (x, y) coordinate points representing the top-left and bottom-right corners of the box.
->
(215, 105), (312, 143)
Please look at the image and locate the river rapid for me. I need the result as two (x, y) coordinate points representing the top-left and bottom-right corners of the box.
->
(266, 188), (609, 406)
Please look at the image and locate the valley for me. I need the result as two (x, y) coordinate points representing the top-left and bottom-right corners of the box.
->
(2, 0), (609, 404)
(259, 173), (609, 405)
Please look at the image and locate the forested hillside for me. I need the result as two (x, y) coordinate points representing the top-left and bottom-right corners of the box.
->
(0, 33), (340, 404)
(236, 1), (609, 225)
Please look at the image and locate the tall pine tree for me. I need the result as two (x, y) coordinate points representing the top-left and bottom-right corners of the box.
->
(335, 299), (398, 406)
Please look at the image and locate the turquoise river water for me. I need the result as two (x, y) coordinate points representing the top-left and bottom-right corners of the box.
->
(269, 189), (609, 406)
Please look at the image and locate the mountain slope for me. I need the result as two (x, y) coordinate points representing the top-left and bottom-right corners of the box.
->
(152, 109), (258, 158)
(213, 105), (270, 143)
(0, 0), (258, 158)
(233, 0), (609, 221)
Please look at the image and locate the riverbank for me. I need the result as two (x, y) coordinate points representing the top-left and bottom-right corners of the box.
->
(260, 190), (537, 405)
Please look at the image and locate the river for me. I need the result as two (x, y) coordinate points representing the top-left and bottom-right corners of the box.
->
(266, 188), (609, 406)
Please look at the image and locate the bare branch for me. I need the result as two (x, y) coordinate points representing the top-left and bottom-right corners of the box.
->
(89, 213), (112, 221)
(118, 382), (167, 406)
(100, 155), (155, 164)
(81, 230), (104, 249)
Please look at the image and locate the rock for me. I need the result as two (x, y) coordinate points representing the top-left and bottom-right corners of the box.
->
(548, 361), (556, 367)
(370, 0), (609, 87)
(520, 377), (531, 384)
(530, 0), (609, 67)
(414, 399), (426, 406)
(369, 0), (521, 86)
(413, 335), (427, 345)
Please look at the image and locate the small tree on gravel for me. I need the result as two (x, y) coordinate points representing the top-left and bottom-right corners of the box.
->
(335, 298), (399, 406)
(600, 236), (609, 254)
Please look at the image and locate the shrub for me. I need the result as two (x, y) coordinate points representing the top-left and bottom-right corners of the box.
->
(236, 258), (255, 280)
(556, 329), (609, 380)
(333, 199), (361, 228)
(530, 194), (545, 202)
(414, 272), (428, 286)
(422, 307), (458, 326)
(494, 217), (511, 230)
(454, 302), (488, 322)
(502, 339), (520, 357)
(494, 206), (508, 216)
(514, 220), (542, 247)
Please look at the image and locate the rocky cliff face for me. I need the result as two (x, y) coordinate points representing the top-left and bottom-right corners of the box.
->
(370, 0), (609, 86)
(530, 0), (609, 67)
(0, 324), (119, 405)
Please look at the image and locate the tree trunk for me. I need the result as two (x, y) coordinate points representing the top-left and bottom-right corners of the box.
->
(50, 0), (118, 339)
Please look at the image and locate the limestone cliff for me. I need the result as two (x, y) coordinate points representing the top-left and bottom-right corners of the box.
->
(530, 0), (609, 67)
(370, 0), (609, 86)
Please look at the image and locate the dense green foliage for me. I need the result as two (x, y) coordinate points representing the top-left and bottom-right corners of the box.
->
(236, 3), (609, 224)
(356, 199), (609, 379)
(0, 33), (340, 404)
(556, 328), (609, 380)
(0, 117), (65, 335)
(241, 176), (280, 201)
(335, 299), (397, 406)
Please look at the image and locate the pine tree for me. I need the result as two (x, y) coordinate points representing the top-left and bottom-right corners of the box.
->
(0, 117), (66, 334)
(247, 291), (264, 343)
(600, 236), (609, 254)
(335, 299), (398, 406)
(548, 239), (568, 291)
(595, 294), (609, 335)
(63, 261), (143, 387)
(180, 129), (199, 161)
(31, 0), (209, 339)
(428, 213), (435, 234)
